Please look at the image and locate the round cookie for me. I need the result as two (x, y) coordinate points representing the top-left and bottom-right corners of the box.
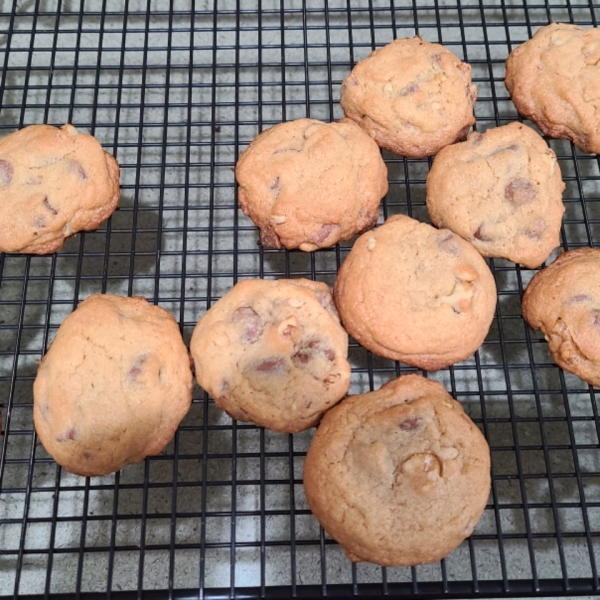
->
(235, 118), (388, 251)
(522, 248), (600, 387)
(333, 215), (497, 370)
(190, 278), (350, 433)
(426, 122), (565, 269)
(303, 374), (491, 566)
(505, 23), (600, 154)
(339, 36), (477, 158)
(0, 124), (120, 254)
(33, 294), (193, 477)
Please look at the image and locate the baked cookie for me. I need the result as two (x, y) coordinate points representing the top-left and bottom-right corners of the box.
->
(190, 278), (350, 433)
(505, 23), (600, 154)
(522, 248), (600, 387)
(304, 374), (491, 566)
(33, 294), (193, 477)
(0, 124), (120, 254)
(426, 122), (565, 269)
(333, 215), (497, 370)
(235, 118), (388, 251)
(340, 37), (477, 158)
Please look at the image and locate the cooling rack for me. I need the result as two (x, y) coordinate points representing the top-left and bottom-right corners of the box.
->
(1, 1), (599, 598)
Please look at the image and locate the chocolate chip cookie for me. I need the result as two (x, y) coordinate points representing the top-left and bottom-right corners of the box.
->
(340, 36), (477, 158)
(333, 215), (497, 370)
(522, 248), (600, 387)
(235, 118), (388, 251)
(303, 374), (491, 566)
(33, 294), (193, 477)
(505, 23), (600, 154)
(426, 122), (565, 269)
(190, 278), (351, 433)
(0, 124), (120, 254)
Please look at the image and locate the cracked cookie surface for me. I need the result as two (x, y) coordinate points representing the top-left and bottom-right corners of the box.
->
(522, 248), (600, 387)
(190, 278), (351, 433)
(303, 374), (491, 566)
(0, 124), (120, 254)
(505, 23), (600, 154)
(235, 118), (388, 251)
(333, 215), (497, 370)
(340, 36), (477, 158)
(33, 294), (193, 477)
(426, 122), (565, 268)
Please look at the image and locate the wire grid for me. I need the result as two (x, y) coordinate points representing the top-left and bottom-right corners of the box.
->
(0, 0), (600, 598)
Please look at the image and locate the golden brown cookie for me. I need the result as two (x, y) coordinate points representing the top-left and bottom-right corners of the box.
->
(522, 248), (600, 387)
(426, 122), (565, 269)
(505, 23), (600, 154)
(33, 294), (193, 477)
(0, 124), (120, 254)
(190, 278), (351, 433)
(235, 118), (388, 251)
(333, 215), (497, 370)
(303, 374), (491, 566)
(340, 36), (477, 158)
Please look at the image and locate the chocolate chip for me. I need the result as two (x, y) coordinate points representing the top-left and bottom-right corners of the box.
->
(592, 311), (600, 328)
(295, 351), (310, 365)
(570, 294), (592, 304)
(57, 428), (77, 442)
(68, 159), (87, 180)
(437, 231), (460, 256)
(83, 451), (93, 460)
(42, 197), (58, 215)
(522, 219), (545, 240)
(315, 291), (332, 309)
(0, 159), (13, 186)
(219, 380), (230, 396)
(505, 178), (537, 206)
(255, 357), (287, 374)
(232, 306), (263, 344)
(270, 176), (280, 190)
(470, 132), (484, 146)
(399, 83), (419, 96)
(313, 223), (340, 244)
(473, 223), (488, 241)
(128, 354), (149, 381)
(400, 417), (422, 431)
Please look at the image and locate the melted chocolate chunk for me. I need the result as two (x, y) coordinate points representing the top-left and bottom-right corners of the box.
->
(0, 159), (13, 186)
(43, 197), (58, 215)
(505, 178), (537, 206)
(400, 416), (422, 431)
(232, 306), (263, 344)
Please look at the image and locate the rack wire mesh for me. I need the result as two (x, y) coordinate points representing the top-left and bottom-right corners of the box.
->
(0, 0), (599, 598)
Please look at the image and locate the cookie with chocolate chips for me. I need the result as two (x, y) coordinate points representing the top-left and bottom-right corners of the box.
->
(190, 278), (351, 433)
(340, 36), (477, 158)
(505, 23), (600, 154)
(235, 118), (388, 251)
(522, 248), (600, 387)
(0, 124), (120, 254)
(303, 374), (491, 566)
(33, 294), (193, 477)
(426, 122), (565, 269)
(333, 215), (497, 370)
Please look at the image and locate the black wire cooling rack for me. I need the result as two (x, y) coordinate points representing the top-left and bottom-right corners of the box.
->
(1, 1), (600, 599)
